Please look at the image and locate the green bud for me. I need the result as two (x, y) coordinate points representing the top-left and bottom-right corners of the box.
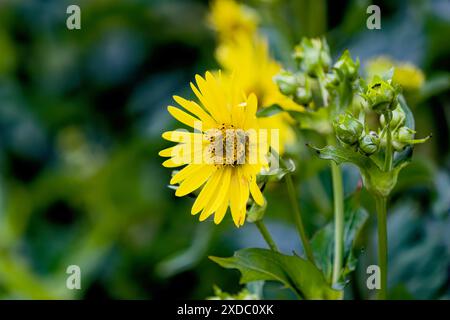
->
(364, 76), (398, 114)
(333, 113), (364, 145)
(391, 126), (431, 151)
(333, 50), (359, 82)
(294, 77), (312, 104)
(325, 72), (339, 88)
(380, 104), (405, 128)
(293, 38), (331, 75)
(359, 131), (380, 155)
(392, 127), (415, 151)
(274, 70), (298, 96)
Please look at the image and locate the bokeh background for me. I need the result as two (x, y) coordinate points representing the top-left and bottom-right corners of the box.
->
(0, 0), (449, 299)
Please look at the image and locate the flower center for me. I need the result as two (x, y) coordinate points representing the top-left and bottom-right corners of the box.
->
(205, 124), (249, 166)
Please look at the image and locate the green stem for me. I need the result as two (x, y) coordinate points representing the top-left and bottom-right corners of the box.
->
(375, 196), (388, 300)
(317, 63), (345, 285)
(285, 174), (315, 264)
(384, 116), (393, 172)
(326, 135), (345, 285)
(255, 220), (279, 252)
(331, 160), (344, 284)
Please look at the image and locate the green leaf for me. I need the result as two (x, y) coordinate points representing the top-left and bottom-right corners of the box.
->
(308, 143), (409, 197)
(256, 104), (284, 117)
(311, 193), (369, 285)
(398, 94), (415, 130)
(210, 248), (342, 300)
(307, 144), (371, 169)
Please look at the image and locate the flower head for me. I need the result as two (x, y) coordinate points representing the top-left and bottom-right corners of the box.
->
(160, 72), (268, 227)
(216, 35), (303, 153)
(208, 0), (258, 42)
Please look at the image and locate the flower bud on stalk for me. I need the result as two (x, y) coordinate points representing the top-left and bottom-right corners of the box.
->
(364, 77), (398, 114)
(333, 113), (364, 145)
(392, 127), (415, 151)
(294, 77), (312, 105)
(380, 104), (405, 129)
(359, 131), (380, 155)
(274, 70), (298, 96)
(333, 50), (359, 82)
(293, 38), (331, 75)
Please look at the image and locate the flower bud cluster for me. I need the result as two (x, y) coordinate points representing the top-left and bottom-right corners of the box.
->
(333, 113), (380, 155)
(293, 38), (331, 75)
(274, 71), (312, 105)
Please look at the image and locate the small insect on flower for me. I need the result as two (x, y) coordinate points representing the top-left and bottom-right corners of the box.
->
(159, 72), (269, 227)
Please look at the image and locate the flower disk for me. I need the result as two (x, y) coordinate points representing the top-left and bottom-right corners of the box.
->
(159, 72), (268, 227)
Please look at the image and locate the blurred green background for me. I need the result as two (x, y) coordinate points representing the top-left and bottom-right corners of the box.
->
(0, 0), (449, 299)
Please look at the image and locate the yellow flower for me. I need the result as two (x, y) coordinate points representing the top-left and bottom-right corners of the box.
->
(159, 72), (268, 227)
(216, 35), (303, 153)
(365, 56), (425, 91)
(208, 0), (259, 42)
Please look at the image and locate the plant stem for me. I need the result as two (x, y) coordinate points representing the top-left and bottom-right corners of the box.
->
(255, 220), (279, 252)
(330, 160), (344, 284)
(317, 66), (345, 284)
(285, 173), (315, 264)
(384, 117), (393, 172)
(326, 136), (345, 285)
(375, 196), (388, 300)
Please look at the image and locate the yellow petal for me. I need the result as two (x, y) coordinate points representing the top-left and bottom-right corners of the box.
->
(170, 164), (203, 185)
(162, 158), (185, 168)
(246, 93), (258, 118)
(175, 165), (216, 197)
(229, 168), (242, 227)
(196, 73), (228, 124)
(167, 106), (201, 129)
(205, 71), (228, 117)
(162, 130), (202, 143)
(213, 195), (229, 224)
(192, 169), (224, 215)
(173, 95), (216, 128)
(190, 82), (210, 115)
(199, 166), (232, 220)
(249, 178), (264, 206)
(159, 145), (182, 157)
(239, 174), (250, 225)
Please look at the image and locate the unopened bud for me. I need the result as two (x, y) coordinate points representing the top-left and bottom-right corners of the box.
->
(274, 70), (298, 96)
(359, 131), (380, 155)
(380, 104), (405, 128)
(392, 127), (414, 151)
(294, 77), (312, 104)
(364, 76), (397, 114)
(333, 113), (364, 145)
(333, 50), (359, 82)
(294, 38), (331, 74)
